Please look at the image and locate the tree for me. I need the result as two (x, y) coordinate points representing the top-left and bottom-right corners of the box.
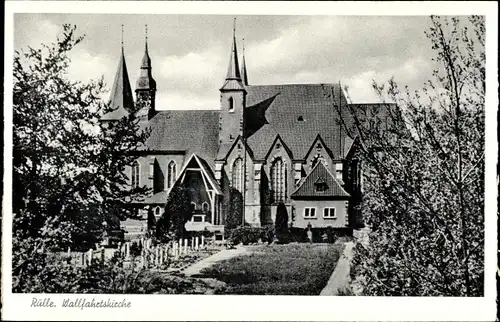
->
(12, 24), (150, 290)
(156, 183), (192, 241)
(342, 16), (484, 296)
(225, 187), (243, 229)
(275, 202), (290, 243)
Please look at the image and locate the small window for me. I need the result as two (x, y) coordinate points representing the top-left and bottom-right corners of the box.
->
(202, 202), (209, 213)
(228, 97), (234, 112)
(191, 202), (197, 211)
(149, 163), (154, 177)
(314, 177), (328, 192)
(154, 206), (161, 216)
(304, 207), (316, 218)
(131, 161), (140, 188)
(297, 116), (304, 122)
(192, 214), (205, 223)
(323, 207), (336, 219)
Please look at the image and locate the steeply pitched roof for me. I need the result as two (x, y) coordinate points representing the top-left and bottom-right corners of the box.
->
(136, 38), (156, 91)
(220, 28), (245, 92)
(291, 161), (350, 199)
(145, 110), (220, 167)
(102, 49), (134, 121)
(244, 84), (349, 160)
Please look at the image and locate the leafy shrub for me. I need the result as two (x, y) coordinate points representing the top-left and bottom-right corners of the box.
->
(260, 224), (275, 244)
(129, 241), (142, 257)
(228, 227), (263, 245)
(225, 187), (243, 229)
(274, 202), (290, 244)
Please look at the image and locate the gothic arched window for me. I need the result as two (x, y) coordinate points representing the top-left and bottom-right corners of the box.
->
(202, 202), (209, 213)
(131, 161), (140, 188)
(270, 157), (287, 203)
(228, 97), (234, 112)
(167, 161), (177, 189)
(231, 157), (244, 193)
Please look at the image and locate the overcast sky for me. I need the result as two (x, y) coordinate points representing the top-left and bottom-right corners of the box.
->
(15, 14), (437, 110)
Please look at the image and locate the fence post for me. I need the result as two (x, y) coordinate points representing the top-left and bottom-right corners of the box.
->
(81, 253), (85, 266)
(126, 242), (131, 259)
(201, 235), (205, 248)
(183, 239), (188, 254)
(101, 248), (105, 263)
(88, 249), (93, 266)
(195, 237), (199, 250)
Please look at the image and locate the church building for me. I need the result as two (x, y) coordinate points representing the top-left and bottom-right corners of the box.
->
(102, 23), (393, 235)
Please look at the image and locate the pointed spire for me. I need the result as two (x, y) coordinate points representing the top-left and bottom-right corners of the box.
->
(241, 38), (249, 86)
(221, 18), (245, 92)
(136, 24), (156, 91)
(103, 26), (134, 120)
(226, 18), (241, 80)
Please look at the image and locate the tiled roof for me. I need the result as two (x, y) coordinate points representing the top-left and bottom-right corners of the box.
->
(145, 110), (220, 168)
(245, 84), (350, 160)
(143, 190), (169, 204)
(102, 50), (134, 121)
(291, 161), (350, 198)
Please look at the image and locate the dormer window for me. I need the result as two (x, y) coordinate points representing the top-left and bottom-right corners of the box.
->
(228, 97), (234, 112)
(314, 177), (328, 192)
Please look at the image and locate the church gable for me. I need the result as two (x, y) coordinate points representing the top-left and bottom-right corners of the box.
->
(263, 135), (293, 163)
(304, 134), (335, 172)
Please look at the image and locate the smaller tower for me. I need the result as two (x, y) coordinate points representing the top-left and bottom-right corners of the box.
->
(135, 25), (157, 120)
(241, 38), (249, 86)
(219, 19), (247, 145)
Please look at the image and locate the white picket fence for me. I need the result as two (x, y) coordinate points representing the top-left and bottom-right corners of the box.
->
(65, 236), (211, 269)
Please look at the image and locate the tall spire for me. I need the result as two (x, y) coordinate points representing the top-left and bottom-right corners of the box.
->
(136, 24), (156, 91)
(103, 25), (134, 120)
(221, 18), (244, 91)
(226, 18), (241, 80)
(241, 37), (249, 86)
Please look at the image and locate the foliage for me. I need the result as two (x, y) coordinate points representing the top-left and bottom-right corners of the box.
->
(199, 243), (344, 295)
(227, 226), (264, 245)
(156, 183), (192, 241)
(274, 202), (290, 244)
(225, 187), (243, 229)
(12, 250), (209, 294)
(147, 207), (157, 236)
(12, 24), (151, 291)
(341, 16), (485, 296)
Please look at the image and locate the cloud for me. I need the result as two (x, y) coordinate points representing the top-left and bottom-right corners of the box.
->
(67, 50), (114, 84)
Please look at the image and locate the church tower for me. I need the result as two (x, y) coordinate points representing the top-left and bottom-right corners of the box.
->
(102, 26), (134, 122)
(135, 25), (157, 120)
(219, 20), (247, 145)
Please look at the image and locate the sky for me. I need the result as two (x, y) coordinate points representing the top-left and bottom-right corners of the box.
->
(14, 14), (437, 110)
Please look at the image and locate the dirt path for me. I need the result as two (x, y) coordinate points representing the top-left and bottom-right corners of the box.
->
(319, 241), (354, 296)
(183, 245), (251, 276)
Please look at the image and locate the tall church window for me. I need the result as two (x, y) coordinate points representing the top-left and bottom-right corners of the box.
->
(167, 161), (177, 189)
(131, 161), (140, 188)
(231, 157), (244, 193)
(270, 157), (287, 203)
(228, 97), (234, 112)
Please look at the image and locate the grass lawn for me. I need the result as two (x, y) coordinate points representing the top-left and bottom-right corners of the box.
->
(197, 242), (345, 295)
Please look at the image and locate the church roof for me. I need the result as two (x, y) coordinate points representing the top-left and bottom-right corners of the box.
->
(145, 110), (220, 167)
(102, 49), (134, 121)
(244, 83), (349, 160)
(291, 161), (350, 199)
